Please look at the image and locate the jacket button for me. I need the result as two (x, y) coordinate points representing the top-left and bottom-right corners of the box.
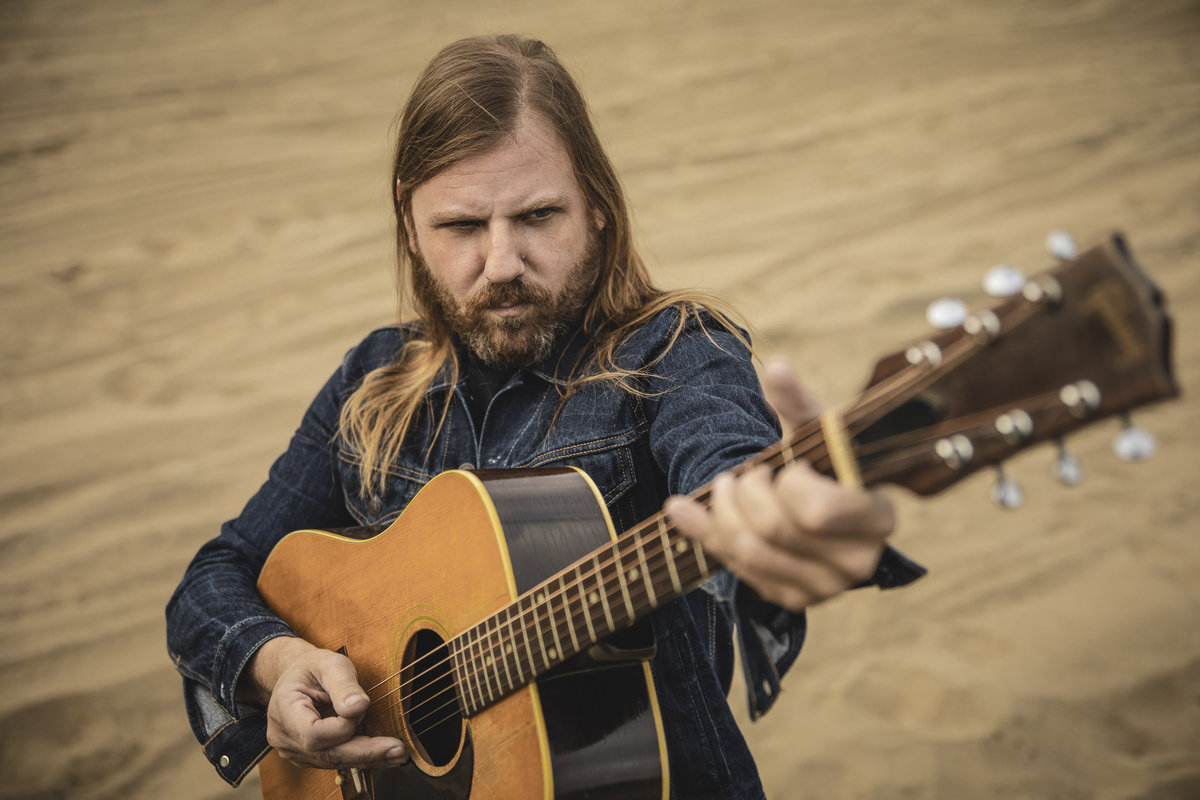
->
(367, 496), (382, 516)
(219, 755), (230, 768)
(458, 462), (474, 471)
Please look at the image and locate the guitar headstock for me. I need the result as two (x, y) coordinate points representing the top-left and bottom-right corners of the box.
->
(844, 232), (1178, 497)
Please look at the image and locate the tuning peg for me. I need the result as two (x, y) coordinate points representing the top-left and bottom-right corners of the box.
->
(983, 264), (1025, 298)
(926, 297), (967, 329)
(1045, 229), (1078, 260)
(989, 464), (1024, 509)
(1052, 439), (1083, 486)
(1113, 414), (1156, 461)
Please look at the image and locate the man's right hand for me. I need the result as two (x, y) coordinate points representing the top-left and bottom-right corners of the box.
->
(247, 636), (410, 770)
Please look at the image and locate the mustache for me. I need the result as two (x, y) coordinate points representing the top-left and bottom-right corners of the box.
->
(470, 278), (552, 311)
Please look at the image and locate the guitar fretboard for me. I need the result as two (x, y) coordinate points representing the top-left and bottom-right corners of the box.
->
(448, 512), (711, 716)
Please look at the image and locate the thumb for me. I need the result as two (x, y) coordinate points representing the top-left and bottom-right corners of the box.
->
(763, 357), (822, 433)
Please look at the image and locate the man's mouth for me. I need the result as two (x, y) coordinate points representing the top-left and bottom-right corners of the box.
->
(488, 304), (529, 319)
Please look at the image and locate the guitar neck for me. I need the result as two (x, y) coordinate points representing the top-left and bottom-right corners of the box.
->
(449, 232), (1180, 717)
(448, 431), (826, 717)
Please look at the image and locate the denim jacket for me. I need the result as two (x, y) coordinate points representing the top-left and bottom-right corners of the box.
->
(166, 306), (923, 798)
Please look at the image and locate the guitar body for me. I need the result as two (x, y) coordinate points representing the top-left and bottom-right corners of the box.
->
(256, 467), (669, 800)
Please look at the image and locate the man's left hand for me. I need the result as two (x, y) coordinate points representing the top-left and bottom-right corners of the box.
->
(664, 358), (895, 611)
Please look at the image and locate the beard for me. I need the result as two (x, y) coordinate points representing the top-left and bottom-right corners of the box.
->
(412, 233), (602, 370)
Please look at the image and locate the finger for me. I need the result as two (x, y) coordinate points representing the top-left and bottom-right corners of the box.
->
(664, 493), (715, 544)
(731, 465), (797, 551)
(776, 461), (895, 540)
(763, 357), (822, 433)
(279, 734), (409, 770)
(308, 653), (372, 720)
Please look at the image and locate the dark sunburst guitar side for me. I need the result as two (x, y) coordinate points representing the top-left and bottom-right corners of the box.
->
(256, 467), (669, 800)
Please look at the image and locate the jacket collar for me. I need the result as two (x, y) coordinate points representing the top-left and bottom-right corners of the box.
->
(422, 325), (592, 396)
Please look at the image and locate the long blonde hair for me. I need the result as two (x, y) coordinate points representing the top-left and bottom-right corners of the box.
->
(339, 35), (748, 496)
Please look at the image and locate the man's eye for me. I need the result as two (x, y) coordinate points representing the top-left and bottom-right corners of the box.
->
(439, 220), (480, 231)
(524, 207), (557, 222)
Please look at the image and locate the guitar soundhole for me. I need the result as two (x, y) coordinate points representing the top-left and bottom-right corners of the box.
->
(401, 628), (463, 768)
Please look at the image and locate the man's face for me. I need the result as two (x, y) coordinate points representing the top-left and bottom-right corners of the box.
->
(406, 113), (604, 368)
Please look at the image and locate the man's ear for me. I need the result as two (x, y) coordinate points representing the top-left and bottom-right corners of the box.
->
(592, 208), (606, 232)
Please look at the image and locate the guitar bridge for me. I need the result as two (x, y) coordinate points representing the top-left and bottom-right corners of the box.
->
(335, 767), (371, 800)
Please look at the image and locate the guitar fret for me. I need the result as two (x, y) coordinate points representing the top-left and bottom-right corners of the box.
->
(530, 592), (549, 669)
(469, 627), (490, 706)
(519, 601), (535, 677)
(543, 588), (563, 663)
(491, 613), (513, 693)
(505, 605), (524, 685)
(486, 617), (503, 698)
(693, 539), (708, 577)
(659, 518), (682, 594)
(452, 639), (477, 715)
(523, 595), (547, 672)
(613, 546), (635, 622)
(577, 564), (596, 642)
(561, 574), (579, 654)
(593, 554), (615, 632)
(635, 532), (656, 607)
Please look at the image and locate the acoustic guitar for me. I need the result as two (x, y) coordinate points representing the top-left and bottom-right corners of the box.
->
(256, 232), (1177, 799)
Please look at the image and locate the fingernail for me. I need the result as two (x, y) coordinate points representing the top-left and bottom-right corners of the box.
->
(348, 693), (369, 706)
(387, 746), (408, 764)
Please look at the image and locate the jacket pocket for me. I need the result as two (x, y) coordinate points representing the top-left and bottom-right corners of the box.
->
(338, 448), (431, 525)
(522, 429), (639, 509)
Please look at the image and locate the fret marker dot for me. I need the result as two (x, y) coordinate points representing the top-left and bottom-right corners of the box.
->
(628, 567), (639, 581)
(505, 643), (513, 654)
(587, 591), (598, 605)
(675, 541), (688, 553)
(485, 656), (493, 666)
(547, 648), (558, 660)
(535, 592), (545, 604)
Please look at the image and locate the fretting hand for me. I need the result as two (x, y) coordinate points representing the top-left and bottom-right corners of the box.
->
(665, 358), (895, 611)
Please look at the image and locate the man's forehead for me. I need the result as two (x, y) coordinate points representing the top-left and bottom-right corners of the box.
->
(412, 119), (583, 216)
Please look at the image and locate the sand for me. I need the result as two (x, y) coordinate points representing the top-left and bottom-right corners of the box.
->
(1, 1), (1197, 798)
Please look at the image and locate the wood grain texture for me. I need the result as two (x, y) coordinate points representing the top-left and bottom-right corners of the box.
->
(256, 471), (550, 800)
(1, 1), (1197, 798)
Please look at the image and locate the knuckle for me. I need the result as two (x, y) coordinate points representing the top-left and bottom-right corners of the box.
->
(776, 587), (811, 612)
(797, 493), (842, 532)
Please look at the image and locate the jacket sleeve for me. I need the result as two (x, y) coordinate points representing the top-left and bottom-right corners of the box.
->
(164, 339), (382, 785)
(640, 310), (923, 718)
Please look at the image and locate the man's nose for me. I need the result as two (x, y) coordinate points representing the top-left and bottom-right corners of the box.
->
(482, 224), (526, 284)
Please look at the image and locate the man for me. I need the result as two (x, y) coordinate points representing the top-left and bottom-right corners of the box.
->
(167, 34), (920, 798)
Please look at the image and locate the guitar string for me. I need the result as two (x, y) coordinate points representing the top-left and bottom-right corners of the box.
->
(391, 442), (843, 741)
(379, 530), (721, 740)
(366, 437), (843, 735)
(375, 404), (985, 738)
(314, 299), (1047, 752)
(399, 356), (1076, 738)
(417, 373), (1072, 714)
(364, 357), (954, 728)
(372, 396), (956, 742)
(359, 427), (841, 728)
(363, 286), (1026, 709)
(360, 425), (835, 709)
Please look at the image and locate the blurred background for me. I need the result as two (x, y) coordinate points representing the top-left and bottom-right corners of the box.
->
(1, 1), (1197, 797)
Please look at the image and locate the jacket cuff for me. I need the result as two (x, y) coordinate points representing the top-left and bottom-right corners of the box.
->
(211, 616), (296, 718)
(184, 677), (272, 786)
(731, 578), (807, 720)
(865, 545), (927, 589)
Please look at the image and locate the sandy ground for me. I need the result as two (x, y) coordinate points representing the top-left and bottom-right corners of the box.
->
(1, 1), (1198, 798)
